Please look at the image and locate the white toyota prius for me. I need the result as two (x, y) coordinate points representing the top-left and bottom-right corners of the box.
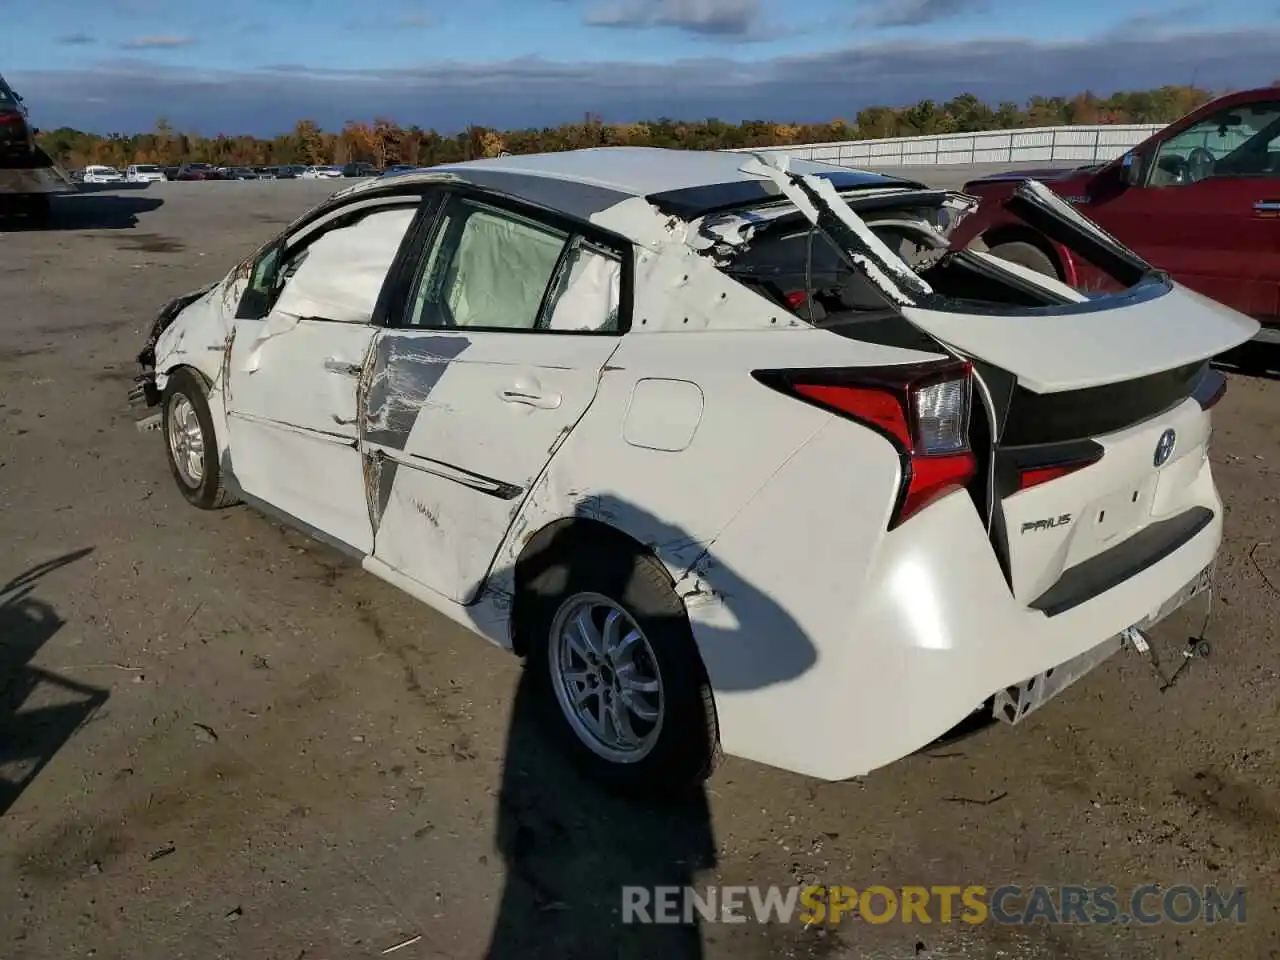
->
(131, 147), (1258, 796)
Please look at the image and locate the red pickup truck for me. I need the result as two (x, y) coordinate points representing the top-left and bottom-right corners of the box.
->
(955, 87), (1280, 348)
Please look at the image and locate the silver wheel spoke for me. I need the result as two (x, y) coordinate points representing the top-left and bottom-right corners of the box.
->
(601, 608), (629, 657)
(591, 691), (610, 739)
(620, 689), (660, 723)
(564, 671), (594, 707)
(616, 663), (659, 694)
(613, 628), (642, 660)
(569, 611), (603, 661)
(608, 695), (641, 747)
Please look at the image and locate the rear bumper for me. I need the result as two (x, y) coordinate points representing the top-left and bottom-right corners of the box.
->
(685, 424), (1224, 781)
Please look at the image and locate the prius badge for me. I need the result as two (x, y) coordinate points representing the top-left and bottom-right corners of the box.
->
(1154, 428), (1177, 467)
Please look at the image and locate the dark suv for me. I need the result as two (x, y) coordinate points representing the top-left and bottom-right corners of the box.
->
(0, 74), (36, 164)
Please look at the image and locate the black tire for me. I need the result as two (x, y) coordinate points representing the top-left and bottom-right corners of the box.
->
(988, 240), (1059, 279)
(522, 537), (720, 798)
(161, 368), (239, 510)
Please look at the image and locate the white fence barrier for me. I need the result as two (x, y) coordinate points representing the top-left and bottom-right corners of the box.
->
(725, 124), (1166, 168)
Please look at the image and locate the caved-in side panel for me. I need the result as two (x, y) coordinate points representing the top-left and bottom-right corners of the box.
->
(362, 332), (473, 527)
(366, 330), (618, 605)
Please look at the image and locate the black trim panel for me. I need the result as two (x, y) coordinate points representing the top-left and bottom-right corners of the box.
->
(387, 449), (524, 501)
(1003, 361), (1206, 446)
(1030, 506), (1214, 617)
(1192, 367), (1228, 410)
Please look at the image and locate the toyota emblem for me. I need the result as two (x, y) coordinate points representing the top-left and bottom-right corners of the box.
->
(1154, 428), (1176, 467)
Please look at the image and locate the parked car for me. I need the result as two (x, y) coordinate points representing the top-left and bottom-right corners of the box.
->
(173, 162), (218, 181)
(302, 164), (343, 179)
(0, 74), (36, 163)
(273, 164), (308, 179)
(382, 164), (418, 177)
(130, 148), (1256, 796)
(83, 164), (125, 183)
(341, 161), (378, 178)
(227, 166), (260, 180)
(956, 85), (1280, 347)
(126, 163), (168, 183)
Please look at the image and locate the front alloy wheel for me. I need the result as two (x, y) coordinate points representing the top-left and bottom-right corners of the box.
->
(166, 394), (205, 489)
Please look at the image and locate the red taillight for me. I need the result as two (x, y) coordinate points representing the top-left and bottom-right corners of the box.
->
(757, 361), (977, 529)
(0, 113), (24, 126)
(1009, 442), (1104, 492)
(1018, 461), (1092, 491)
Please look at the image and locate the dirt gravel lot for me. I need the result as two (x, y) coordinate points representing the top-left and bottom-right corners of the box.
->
(1, 180), (1278, 960)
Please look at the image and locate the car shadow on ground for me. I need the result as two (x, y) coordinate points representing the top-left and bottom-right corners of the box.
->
(484, 496), (817, 960)
(0, 191), (163, 231)
(51, 191), (164, 230)
(0, 548), (106, 818)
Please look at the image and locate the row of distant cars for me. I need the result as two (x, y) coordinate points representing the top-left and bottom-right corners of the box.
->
(73, 161), (409, 184)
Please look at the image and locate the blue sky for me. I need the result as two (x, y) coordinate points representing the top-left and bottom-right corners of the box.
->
(3, 0), (1279, 134)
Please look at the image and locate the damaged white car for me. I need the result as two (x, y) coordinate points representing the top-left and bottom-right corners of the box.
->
(131, 148), (1258, 795)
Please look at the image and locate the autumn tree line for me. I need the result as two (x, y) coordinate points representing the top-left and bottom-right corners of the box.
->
(36, 86), (1216, 171)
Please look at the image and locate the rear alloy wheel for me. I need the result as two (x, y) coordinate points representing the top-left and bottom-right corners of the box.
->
(987, 240), (1058, 279)
(549, 593), (666, 765)
(524, 541), (719, 797)
(161, 368), (239, 510)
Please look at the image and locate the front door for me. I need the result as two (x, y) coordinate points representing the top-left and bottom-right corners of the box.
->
(225, 203), (421, 553)
(364, 190), (626, 603)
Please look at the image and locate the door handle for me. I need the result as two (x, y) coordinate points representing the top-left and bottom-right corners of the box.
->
(499, 387), (562, 410)
(323, 358), (362, 377)
(1255, 201), (1280, 214)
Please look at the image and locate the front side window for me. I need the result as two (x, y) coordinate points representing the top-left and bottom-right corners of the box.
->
(1150, 100), (1280, 185)
(237, 204), (419, 321)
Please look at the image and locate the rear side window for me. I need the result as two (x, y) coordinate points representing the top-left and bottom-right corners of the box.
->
(725, 224), (893, 323)
(403, 195), (623, 334)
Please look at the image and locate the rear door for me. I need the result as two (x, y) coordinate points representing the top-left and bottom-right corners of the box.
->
(363, 189), (625, 604)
